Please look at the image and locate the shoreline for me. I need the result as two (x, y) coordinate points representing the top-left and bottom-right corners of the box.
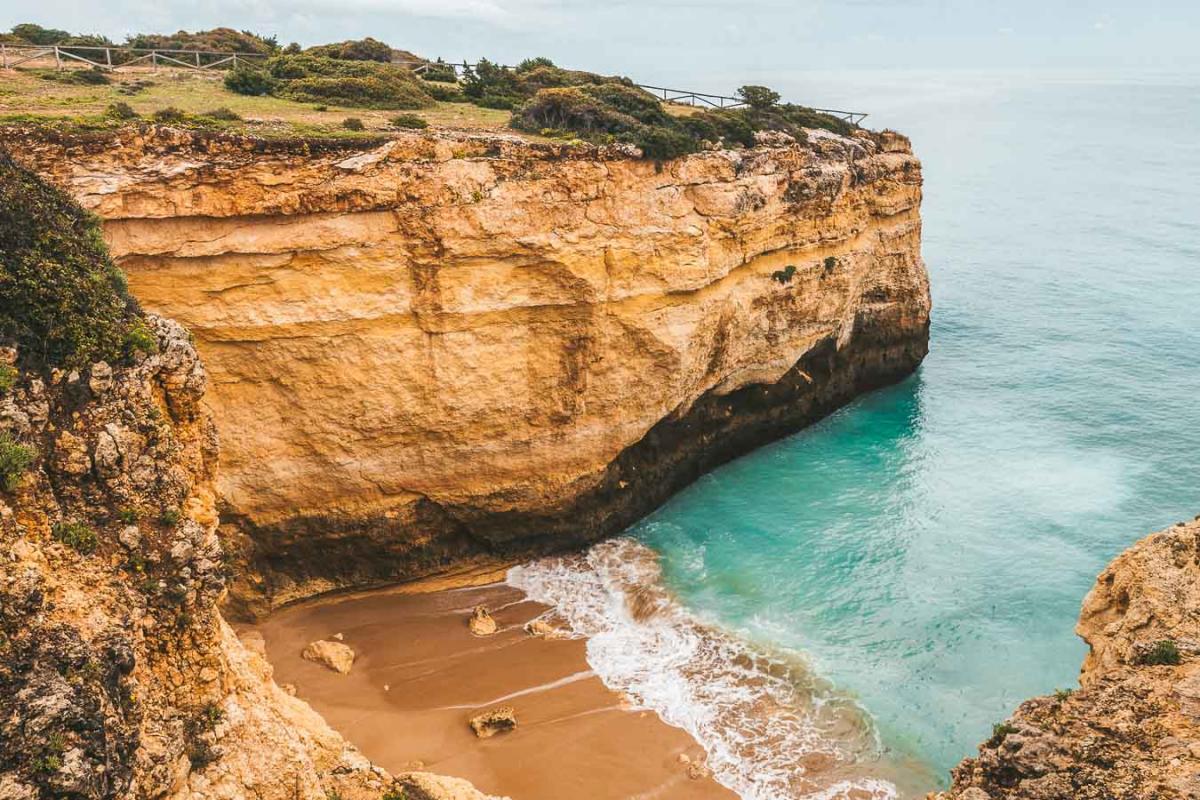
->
(251, 578), (737, 800)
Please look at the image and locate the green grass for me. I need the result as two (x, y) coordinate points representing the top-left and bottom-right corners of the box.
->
(0, 432), (35, 491)
(0, 67), (510, 135)
(53, 520), (99, 554)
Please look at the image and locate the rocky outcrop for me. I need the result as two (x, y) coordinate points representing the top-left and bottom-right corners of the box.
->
(0, 317), (497, 800)
(469, 707), (517, 739)
(8, 125), (930, 616)
(938, 517), (1200, 800)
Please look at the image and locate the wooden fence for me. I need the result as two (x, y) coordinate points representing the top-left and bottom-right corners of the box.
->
(0, 43), (267, 71)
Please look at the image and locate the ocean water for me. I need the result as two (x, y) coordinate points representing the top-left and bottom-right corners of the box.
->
(514, 72), (1200, 798)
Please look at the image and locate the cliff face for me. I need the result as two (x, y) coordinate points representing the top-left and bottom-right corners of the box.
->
(11, 125), (929, 615)
(0, 317), (497, 800)
(939, 517), (1200, 800)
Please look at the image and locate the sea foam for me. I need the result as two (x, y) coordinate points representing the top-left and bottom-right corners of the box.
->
(508, 537), (899, 800)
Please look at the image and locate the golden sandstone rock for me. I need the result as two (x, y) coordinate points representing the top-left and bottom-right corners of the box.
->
(302, 639), (357, 674)
(469, 706), (518, 738)
(12, 127), (930, 616)
(468, 605), (498, 636)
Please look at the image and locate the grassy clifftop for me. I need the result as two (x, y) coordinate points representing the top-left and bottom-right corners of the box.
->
(1, 23), (861, 157)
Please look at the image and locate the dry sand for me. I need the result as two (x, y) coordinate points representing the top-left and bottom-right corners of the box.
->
(253, 581), (737, 800)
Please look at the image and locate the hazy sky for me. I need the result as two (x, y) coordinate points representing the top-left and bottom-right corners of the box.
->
(2, 1), (1197, 89)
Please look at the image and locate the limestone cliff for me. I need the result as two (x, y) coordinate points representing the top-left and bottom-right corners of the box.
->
(8, 124), (930, 616)
(937, 517), (1200, 800)
(0, 317), (498, 800)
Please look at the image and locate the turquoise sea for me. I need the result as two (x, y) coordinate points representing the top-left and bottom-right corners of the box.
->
(628, 72), (1200, 786)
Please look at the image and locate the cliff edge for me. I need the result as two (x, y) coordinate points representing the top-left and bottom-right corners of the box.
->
(9, 124), (930, 616)
(938, 517), (1200, 800)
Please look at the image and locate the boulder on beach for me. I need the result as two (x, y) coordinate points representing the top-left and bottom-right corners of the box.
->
(523, 618), (566, 639)
(468, 605), (497, 636)
(469, 706), (517, 738)
(301, 639), (355, 674)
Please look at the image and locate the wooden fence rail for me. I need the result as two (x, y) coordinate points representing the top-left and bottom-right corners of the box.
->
(0, 45), (868, 125)
(0, 43), (268, 72)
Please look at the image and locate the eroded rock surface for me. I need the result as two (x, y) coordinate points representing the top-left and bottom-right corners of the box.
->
(0, 317), (495, 800)
(937, 517), (1200, 800)
(10, 126), (930, 616)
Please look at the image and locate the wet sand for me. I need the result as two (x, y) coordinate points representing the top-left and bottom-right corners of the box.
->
(253, 581), (737, 800)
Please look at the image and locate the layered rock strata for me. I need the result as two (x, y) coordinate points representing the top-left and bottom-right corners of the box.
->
(10, 125), (930, 616)
(938, 517), (1200, 800)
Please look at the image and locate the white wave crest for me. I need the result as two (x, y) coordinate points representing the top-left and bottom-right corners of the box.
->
(507, 537), (899, 800)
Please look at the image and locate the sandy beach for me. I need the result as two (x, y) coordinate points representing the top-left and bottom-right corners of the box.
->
(253, 580), (737, 800)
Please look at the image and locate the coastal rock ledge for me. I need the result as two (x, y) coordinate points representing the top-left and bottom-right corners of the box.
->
(937, 517), (1200, 800)
(10, 125), (930, 617)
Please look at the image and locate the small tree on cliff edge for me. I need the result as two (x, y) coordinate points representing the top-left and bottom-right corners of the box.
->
(737, 85), (780, 109)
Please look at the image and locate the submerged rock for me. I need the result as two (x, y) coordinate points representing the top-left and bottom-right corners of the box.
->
(301, 639), (356, 674)
(523, 618), (566, 639)
(469, 706), (517, 738)
(468, 606), (497, 637)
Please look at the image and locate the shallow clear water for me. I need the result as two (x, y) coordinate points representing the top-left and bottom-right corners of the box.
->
(628, 72), (1200, 785)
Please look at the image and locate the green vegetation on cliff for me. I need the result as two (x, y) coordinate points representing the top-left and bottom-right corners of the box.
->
(0, 151), (153, 370)
(2, 22), (860, 158)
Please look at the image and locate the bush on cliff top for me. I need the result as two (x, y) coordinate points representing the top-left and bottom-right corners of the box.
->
(258, 55), (435, 109)
(304, 37), (394, 62)
(0, 151), (151, 370)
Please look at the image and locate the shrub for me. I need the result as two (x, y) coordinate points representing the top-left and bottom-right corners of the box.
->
(201, 106), (242, 121)
(422, 61), (458, 83)
(0, 364), (15, 394)
(106, 101), (139, 120)
(40, 67), (111, 86)
(987, 722), (1018, 747)
(461, 59), (521, 107)
(0, 433), (34, 491)
(305, 37), (393, 62)
(123, 317), (158, 358)
(224, 66), (274, 96)
(771, 265), (798, 284)
(53, 520), (98, 554)
(117, 508), (138, 523)
(516, 56), (556, 73)
(382, 789), (407, 800)
(152, 107), (187, 123)
(422, 82), (463, 102)
(125, 27), (277, 56)
(11, 23), (70, 44)
(737, 84), (780, 109)
(266, 55), (434, 109)
(628, 125), (697, 161)
(823, 256), (839, 273)
(341, 117), (365, 131)
(1140, 639), (1182, 666)
(0, 152), (143, 370)
(1054, 688), (1073, 701)
(284, 42), (302, 55)
(512, 87), (639, 136)
(390, 113), (427, 129)
(159, 508), (181, 528)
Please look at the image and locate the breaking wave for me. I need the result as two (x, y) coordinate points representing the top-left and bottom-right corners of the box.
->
(507, 538), (900, 800)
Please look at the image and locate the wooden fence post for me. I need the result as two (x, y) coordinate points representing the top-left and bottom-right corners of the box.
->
(54, 46), (62, 70)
